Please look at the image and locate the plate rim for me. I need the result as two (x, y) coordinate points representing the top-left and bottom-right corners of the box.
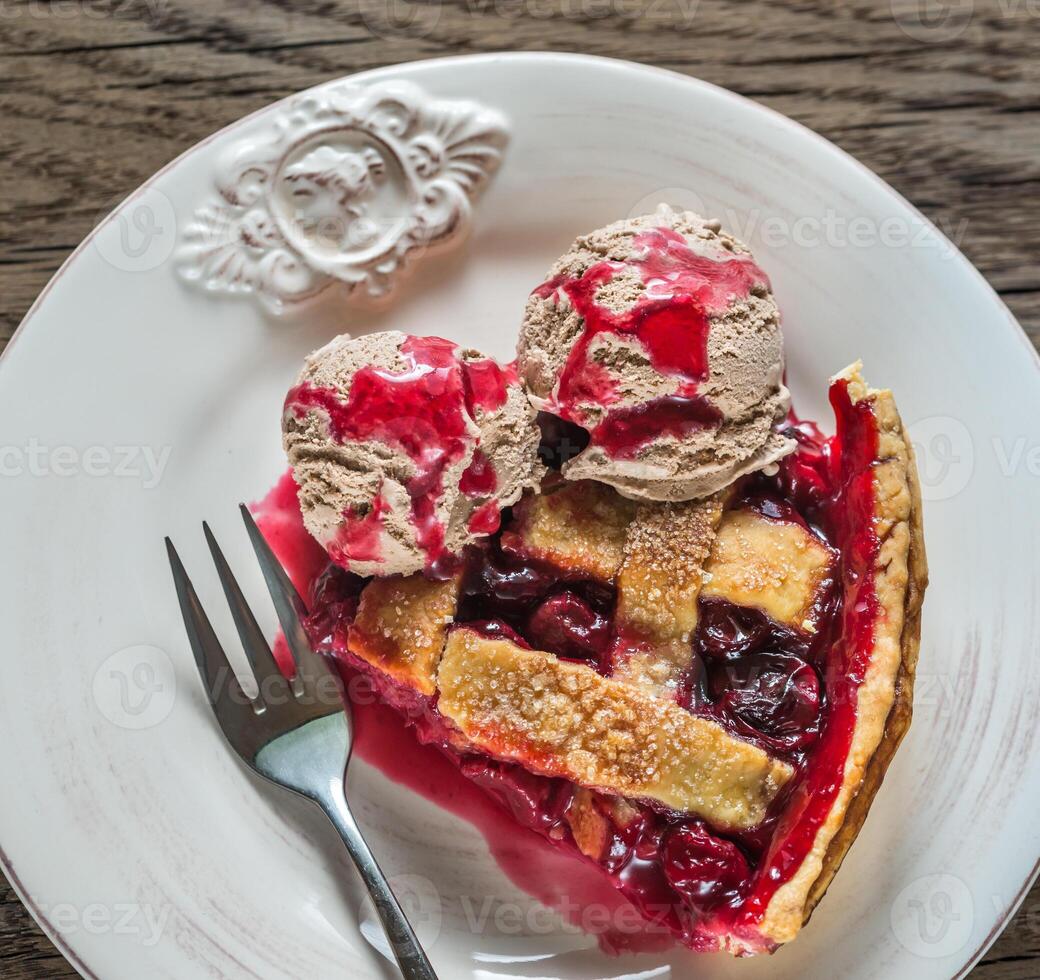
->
(2, 49), (1038, 980)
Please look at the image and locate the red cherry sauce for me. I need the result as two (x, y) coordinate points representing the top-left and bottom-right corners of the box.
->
(458, 448), (497, 496)
(592, 395), (724, 461)
(255, 374), (882, 953)
(532, 227), (767, 458)
(284, 336), (512, 569)
(461, 356), (517, 415)
(327, 492), (390, 566)
(463, 501), (498, 535)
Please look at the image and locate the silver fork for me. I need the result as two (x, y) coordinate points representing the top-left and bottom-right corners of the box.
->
(165, 505), (438, 980)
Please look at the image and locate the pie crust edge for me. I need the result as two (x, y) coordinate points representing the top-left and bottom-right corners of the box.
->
(759, 364), (929, 942)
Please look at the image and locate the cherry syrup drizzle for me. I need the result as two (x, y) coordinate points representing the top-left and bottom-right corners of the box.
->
(255, 379), (881, 953)
(533, 228), (767, 459)
(284, 336), (516, 569)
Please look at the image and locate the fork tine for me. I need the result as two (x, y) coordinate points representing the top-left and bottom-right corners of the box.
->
(203, 521), (285, 691)
(165, 537), (255, 721)
(238, 504), (325, 679)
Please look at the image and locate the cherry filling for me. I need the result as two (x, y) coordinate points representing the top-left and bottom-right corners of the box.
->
(457, 541), (558, 617)
(273, 379), (880, 953)
(696, 598), (777, 661)
(706, 653), (821, 754)
(525, 591), (611, 665)
(460, 760), (573, 834)
(663, 822), (752, 916)
(457, 539), (615, 635)
(459, 449), (498, 497)
(305, 563), (365, 649)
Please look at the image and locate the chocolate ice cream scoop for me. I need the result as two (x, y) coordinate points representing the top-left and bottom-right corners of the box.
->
(283, 331), (544, 576)
(518, 207), (795, 501)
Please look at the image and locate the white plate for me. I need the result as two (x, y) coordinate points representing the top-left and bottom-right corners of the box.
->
(2, 52), (1038, 980)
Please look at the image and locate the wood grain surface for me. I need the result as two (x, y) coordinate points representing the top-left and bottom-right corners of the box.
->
(1, 0), (1038, 976)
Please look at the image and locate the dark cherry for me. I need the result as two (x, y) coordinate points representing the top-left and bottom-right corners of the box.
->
(307, 565), (366, 615)
(774, 418), (835, 516)
(695, 598), (773, 659)
(458, 542), (557, 619)
(525, 591), (610, 663)
(305, 563), (366, 642)
(662, 821), (750, 915)
(679, 650), (710, 711)
(459, 758), (574, 833)
(708, 652), (821, 752)
(459, 542), (616, 631)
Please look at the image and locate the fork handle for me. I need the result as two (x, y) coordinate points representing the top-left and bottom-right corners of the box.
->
(319, 785), (439, 980)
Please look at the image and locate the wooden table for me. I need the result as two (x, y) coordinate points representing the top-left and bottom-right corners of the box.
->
(1, 1), (1037, 976)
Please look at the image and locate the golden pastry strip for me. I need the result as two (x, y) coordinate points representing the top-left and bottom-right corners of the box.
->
(702, 509), (834, 630)
(610, 639), (700, 699)
(612, 493), (727, 693)
(347, 573), (460, 695)
(501, 479), (636, 581)
(437, 630), (793, 830)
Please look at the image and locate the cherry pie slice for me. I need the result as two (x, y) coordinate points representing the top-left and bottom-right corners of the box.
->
(299, 362), (926, 954)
